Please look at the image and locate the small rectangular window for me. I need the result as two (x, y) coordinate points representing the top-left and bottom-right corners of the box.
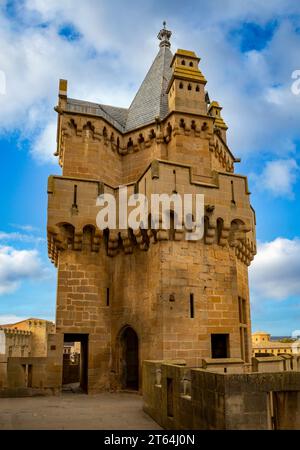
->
(190, 293), (194, 319)
(211, 334), (230, 358)
(106, 288), (110, 307)
(73, 184), (78, 208)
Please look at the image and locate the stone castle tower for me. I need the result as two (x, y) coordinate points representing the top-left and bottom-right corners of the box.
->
(47, 25), (256, 393)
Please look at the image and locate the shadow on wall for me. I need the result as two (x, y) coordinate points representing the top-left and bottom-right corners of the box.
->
(143, 360), (300, 430)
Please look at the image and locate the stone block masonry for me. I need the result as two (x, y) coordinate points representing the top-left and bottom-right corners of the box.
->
(143, 361), (300, 430)
(47, 24), (256, 394)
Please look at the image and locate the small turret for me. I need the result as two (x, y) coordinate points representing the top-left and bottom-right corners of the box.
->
(167, 49), (207, 115)
(208, 101), (228, 142)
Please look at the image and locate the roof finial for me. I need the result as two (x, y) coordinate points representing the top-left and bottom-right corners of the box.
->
(157, 22), (172, 48)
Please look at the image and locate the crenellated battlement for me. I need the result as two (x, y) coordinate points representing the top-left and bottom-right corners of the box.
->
(47, 25), (257, 393)
(47, 155), (256, 266)
(55, 105), (236, 183)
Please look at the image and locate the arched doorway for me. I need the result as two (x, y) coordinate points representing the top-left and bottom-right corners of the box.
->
(120, 327), (139, 390)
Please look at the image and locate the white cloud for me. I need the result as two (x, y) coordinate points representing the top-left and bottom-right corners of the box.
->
(250, 237), (300, 301)
(10, 224), (40, 232)
(0, 314), (27, 325)
(0, 231), (45, 243)
(30, 121), (57, 164)
(0, 245), (49, 295)
(251, 159), (299, 198)
(0, 1), (300, 163)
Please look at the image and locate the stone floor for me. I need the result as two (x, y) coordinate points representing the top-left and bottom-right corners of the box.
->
(0, 392), (161, 430)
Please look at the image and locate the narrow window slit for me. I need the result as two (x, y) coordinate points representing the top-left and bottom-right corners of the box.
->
(190, 293), (194, 318)
(73, 185), (78, 208)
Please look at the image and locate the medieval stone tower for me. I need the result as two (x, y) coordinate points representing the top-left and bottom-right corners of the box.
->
(47, 25), (256, 393)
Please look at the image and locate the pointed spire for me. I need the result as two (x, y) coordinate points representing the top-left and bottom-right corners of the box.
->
(157, 21), (172, 48)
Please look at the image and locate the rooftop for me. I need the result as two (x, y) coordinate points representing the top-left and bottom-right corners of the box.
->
(252, 331), (270, 335)
(66, 23), (174, 133)
(252, 341), (295, 349)
(0, 318), (55, 328)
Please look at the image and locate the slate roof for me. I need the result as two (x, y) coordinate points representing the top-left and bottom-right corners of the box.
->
(66, 45), (173, 133)
(125, 45), (173, 131)
(66, 98), (128, 133)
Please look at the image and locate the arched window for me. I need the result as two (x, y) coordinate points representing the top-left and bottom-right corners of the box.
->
(188, 84), (192, 91)
(82, 225), (95, 251)
(83, 121), (94, 132)
(83, 121), (94, 137)
(69, 119), (77, 135)
(189, 61), (193, 67)
(196, 85), (200, 92)
(181, 60), (186, 65)
(58, 223), (75, 250)
(179, 82), (184, 89)
(138, 133), (144, 144)
(149, 129), (156, 139)
(118, 326), (139, 390)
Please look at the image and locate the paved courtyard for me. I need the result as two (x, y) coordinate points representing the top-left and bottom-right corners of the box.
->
(0, 392), (161, 430)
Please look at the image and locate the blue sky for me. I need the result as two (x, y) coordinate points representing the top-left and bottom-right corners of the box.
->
(0, 0), (299, 335)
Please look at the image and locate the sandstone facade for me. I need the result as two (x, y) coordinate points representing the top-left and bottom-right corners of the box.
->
(0, 319), (61, 395)
(143, 360), (300, 430)
(252, 331), (300, 357)
(47, 25), (256, 393)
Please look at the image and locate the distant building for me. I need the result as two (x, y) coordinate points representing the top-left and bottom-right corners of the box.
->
(0, 318), (55, 357)
(0, 327), (31, 358)
(0, 318), (57, 392)
(252, 331), (300, 357)
(63, 341), (81, 356)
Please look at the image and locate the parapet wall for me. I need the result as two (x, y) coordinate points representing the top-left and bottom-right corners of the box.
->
(0, 334), (63, 397)
(143, 360), (300, 430)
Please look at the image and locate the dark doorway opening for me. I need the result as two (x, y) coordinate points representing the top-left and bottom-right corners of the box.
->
(211, 333), (230, 358)
(120, 327), (139, 390)
(63, 333), (88, 393)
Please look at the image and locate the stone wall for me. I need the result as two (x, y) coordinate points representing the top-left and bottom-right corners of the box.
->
(48, 42), (257, 394)
(143, 361), (300, 430)
(0, 333), (63, 398)
(252, 355), (300, 372)
(56, 247), (111, 393)
(0, 328), (31, 357)
(47, 153), (256, 391)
